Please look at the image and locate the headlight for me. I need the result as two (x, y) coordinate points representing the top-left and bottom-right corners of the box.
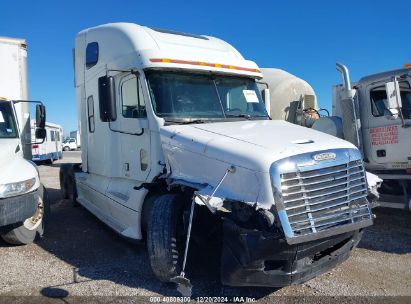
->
(0, 178), (36, 198)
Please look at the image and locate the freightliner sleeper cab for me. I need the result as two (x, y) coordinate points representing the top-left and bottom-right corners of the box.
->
(61, 23), (374, 287)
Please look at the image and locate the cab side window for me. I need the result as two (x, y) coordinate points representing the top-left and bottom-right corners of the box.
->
(370, 86), (387, 117)
(370, 82), (411, 118)
(121, 75), (146, 118)
(86, 42), (99, 69)
(400, 83), (411, 119)
(50, 130), (55, 141)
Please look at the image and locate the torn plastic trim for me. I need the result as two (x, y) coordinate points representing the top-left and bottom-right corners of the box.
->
(166, 177), (261, 214)
(195, 185), (257, 210)
(365, 171), (382, 203)
(167, 178), (208, 191)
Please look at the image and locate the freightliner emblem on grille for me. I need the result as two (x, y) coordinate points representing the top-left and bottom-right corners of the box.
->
(313, 152), (337, 161)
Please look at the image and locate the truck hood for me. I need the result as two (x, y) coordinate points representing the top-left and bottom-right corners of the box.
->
(160, 120), (356, 172)
(160, 120), (357, 208)
(0, 139), (39, 187)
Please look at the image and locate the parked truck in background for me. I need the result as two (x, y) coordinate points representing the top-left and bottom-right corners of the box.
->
(32, 121), (63, 164)
(260, 65), (409, 210)
(69, 130), (81, 148)
(0, 37), (48, 245)
(61, 23), (374, 290)
(62, 137), (79, 151)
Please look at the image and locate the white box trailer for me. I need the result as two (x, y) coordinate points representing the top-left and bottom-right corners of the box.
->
(0, 37), (31, 159)
(0, 37), (49, 245)
(31, 121), (63, 163)
(61, 23), (374, 291)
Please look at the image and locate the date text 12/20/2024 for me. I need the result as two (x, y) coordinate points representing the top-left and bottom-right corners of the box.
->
(149, 297), (256, 302)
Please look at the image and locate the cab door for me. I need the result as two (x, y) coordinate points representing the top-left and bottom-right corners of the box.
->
(363, 81), (411, 169)
(117, 73), (150, 181)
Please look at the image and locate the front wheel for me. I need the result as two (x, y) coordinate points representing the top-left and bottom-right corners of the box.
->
(1, 186), (50, 245)
(63, 146), (70, 151)
(147, 194), (188, 282)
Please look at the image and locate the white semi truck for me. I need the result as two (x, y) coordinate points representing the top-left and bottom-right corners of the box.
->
(261, 65), (409, 210)
(0, 37), (48, 245)
(61, 23), (374, 290)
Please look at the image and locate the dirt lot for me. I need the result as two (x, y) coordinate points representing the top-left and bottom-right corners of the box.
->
(1, 151), (410, 303)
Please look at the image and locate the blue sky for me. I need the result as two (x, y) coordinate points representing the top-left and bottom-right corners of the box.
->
(2, 0), (410, 135)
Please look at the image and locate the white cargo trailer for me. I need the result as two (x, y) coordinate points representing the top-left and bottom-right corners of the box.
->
(32, 121), (63, 163)
(0, 36), (48, 245)
(61, 23), (374, 291)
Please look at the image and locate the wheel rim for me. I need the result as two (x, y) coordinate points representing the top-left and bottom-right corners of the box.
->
(23, 195), (44, 231)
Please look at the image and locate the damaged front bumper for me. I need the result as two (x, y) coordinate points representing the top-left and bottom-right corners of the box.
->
(221, 219), (362, 287)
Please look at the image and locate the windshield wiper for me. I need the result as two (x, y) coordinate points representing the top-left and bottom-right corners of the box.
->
(225, 114), (269, 120)
(164, 119), (207, 125)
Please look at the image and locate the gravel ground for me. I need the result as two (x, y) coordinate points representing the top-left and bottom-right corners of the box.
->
(1, 151), (410, 303)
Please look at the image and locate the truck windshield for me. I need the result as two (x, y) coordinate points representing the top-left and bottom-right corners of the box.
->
(145, 71), (268, 121)
(0, 102), (18, 138)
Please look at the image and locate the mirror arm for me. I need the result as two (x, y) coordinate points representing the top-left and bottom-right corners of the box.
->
(32, 138), (45, 144)
(12, 100), (44, 106)
(108, 120), (144, 136)
(106, 68), (139, 77)
(392, 76), (406, 128)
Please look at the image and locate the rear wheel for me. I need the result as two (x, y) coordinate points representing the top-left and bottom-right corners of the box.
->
(147, 193), (188, 282)
(1, 186), (49, 245)
(59, 164), (78, 206)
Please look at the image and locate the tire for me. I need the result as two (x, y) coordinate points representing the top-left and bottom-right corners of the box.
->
(59, 166), (69, 199)
(59, 164), (78, 206)
(63, 146), (69, 151)
(147, 193), (188, 282)
(47, 155), (54, 165)
(1, 186), (50, 245)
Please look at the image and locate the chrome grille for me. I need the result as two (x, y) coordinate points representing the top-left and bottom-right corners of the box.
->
(280, 159), (371, 237)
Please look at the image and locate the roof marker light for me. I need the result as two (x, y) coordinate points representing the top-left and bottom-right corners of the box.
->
(150, 58), (261, 73)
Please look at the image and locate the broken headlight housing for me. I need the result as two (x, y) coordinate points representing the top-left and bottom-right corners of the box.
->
(226, 201), (277, 232)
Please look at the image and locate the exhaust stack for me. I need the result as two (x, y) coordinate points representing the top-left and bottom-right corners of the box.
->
(335, 63), (362, 153)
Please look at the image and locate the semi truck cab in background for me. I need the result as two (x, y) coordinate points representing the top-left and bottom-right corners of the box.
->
(260, 65), (410, 210)
(0, 37), (48, 245)
(331, 64), (411, 209)
(61, 23), (374, 289)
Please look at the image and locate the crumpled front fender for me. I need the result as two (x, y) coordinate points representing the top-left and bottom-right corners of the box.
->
(161, 133), (275, 209)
